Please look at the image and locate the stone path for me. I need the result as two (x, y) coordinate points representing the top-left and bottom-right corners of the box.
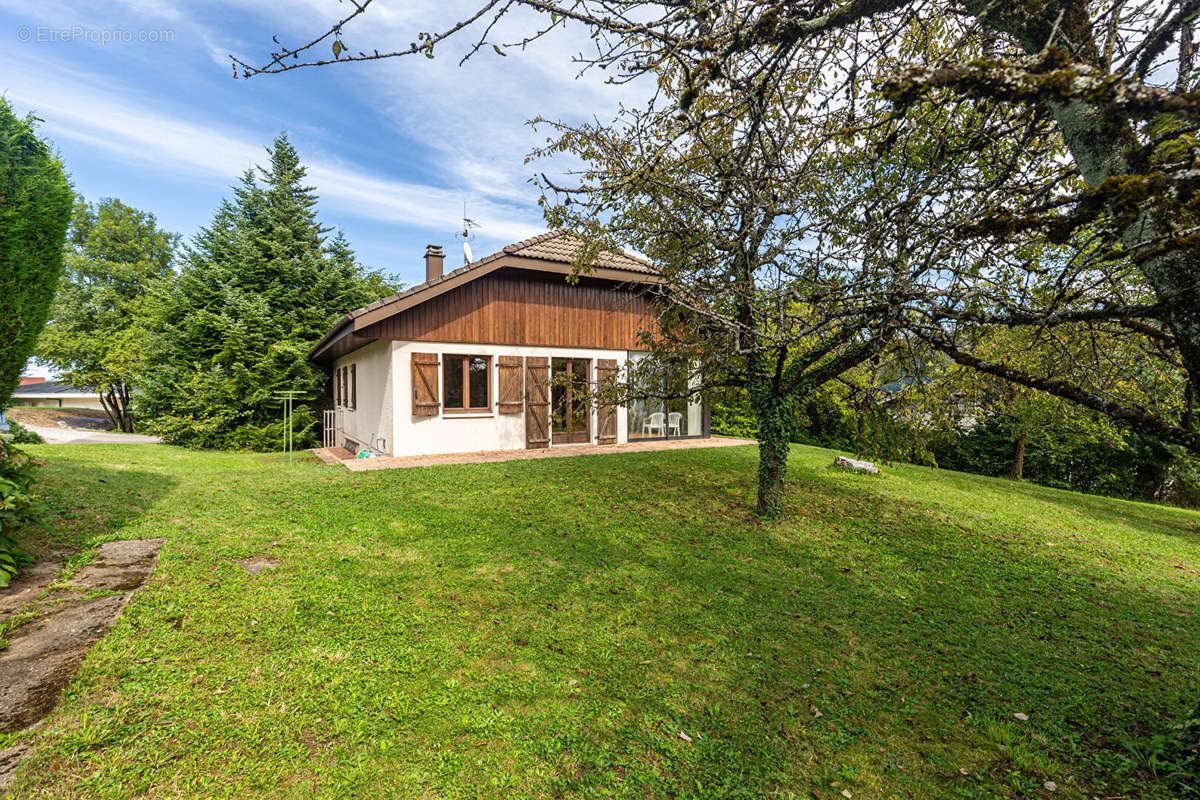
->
(315, 436), (756, 472)
(0, 539), (165, 790)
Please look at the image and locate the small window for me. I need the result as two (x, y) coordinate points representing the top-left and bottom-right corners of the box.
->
(443, 355), (491, 413)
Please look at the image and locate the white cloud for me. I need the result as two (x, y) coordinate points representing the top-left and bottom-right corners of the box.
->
(215, 0), (654, 214)
(0, 53), (544, 244)
(0, 0), (648, 251)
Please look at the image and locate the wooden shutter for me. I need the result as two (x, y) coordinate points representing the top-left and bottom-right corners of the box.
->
(412, 353), (440, 416)
(596, 359), (618, 445)
(335, 367), (342, 407)
(525, 357), (550, 449)
(350, 364), (357, 410)
(497, 356), (524, 414)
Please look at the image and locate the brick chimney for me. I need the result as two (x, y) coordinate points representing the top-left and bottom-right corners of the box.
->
(424, 244), (445, 283)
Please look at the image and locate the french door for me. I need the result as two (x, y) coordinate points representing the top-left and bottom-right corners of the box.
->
(551, 357), (591, 444)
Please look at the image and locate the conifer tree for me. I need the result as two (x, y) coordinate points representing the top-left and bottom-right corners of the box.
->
(0, 99), (73, 409)
(137, 134), (394, 450)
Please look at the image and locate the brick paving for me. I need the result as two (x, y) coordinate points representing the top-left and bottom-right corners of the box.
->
(313, 437), (755, 472)
(311, 446), (355, 465)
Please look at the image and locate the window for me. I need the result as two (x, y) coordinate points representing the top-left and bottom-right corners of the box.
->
(443, 355), (491, 413)
(336, 365), (356, 410)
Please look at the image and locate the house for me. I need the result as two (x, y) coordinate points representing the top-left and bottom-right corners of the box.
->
(9, 381), (105, 410)
(310, 231), (709, 458)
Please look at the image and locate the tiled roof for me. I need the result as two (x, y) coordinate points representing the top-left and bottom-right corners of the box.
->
(348, 230), (653, 322)
(503, 231), (655, 274)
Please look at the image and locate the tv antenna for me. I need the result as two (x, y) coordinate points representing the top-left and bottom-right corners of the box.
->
(456, 201), (480, 265)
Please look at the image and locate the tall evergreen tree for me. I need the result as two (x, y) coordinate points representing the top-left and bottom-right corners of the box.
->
(137, 134), (394, 450)
(0, 99), (73, 409)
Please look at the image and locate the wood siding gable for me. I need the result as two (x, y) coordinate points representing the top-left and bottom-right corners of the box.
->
(358, 271), (655, 351)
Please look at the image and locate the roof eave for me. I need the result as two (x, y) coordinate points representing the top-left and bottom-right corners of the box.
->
(308, 316), (355, 362)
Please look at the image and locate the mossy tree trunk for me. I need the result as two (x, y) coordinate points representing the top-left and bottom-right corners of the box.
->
(750, 378), (792, 519)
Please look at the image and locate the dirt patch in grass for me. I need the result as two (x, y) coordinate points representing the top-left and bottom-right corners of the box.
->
(238, 557), (280, 575)
(6, 408), (110, 430)
(0, 538), (164, 790)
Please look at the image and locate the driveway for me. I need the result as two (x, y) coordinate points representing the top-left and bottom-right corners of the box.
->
(20, 423), (162, 445)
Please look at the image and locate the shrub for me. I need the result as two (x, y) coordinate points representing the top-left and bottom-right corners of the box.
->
(931, 414), (1182, 501)
(0, 438), (42, 587)
(6, 420), (44, 445)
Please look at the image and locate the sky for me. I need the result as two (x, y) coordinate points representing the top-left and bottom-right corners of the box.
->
(0, 0), (645, 288)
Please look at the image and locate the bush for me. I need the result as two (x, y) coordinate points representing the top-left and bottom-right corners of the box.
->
(931, 414), (1181, 501)
(6, 419), (44, 444)
(0, 438), (41, 587)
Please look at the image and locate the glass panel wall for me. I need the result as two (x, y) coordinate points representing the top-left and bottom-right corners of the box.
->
(626, 352), (706, 440)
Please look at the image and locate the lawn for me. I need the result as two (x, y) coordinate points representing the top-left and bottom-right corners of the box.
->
(3, 442), (1199, 799)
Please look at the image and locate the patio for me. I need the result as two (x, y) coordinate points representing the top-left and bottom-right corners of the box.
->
(312, 436), (755, 472)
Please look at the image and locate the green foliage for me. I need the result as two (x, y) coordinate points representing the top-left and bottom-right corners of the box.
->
(712, 378), (1200, 504)
(135, 134), (394, 451)
(0, 98), (73, 409)
(37, 198), (178, 432)
(709, 389), (757, 439)
(930, 414), (1180, 500)
(0, 438), (41, 588)
(1168, 701), (1200, 796)
(5, 420), (44, 445)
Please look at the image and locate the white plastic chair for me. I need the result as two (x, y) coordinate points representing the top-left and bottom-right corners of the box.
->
(642, 411), (665, 436)
(668, 412), (682, 436)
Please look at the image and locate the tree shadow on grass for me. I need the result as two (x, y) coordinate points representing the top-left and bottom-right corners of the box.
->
(15, 448), (178, 559)
(379, 447), (1200, 798)
(893, 458), (1200, 548)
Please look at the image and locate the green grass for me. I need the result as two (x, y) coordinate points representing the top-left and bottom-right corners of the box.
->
(3, 442), (1199, 799)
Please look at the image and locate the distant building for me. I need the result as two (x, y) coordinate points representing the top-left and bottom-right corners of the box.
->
(10, 381), (104, 410)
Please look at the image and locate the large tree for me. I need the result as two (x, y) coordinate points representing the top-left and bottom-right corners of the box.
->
(37, 198), (178, 432)
(136, 134), (393, 450)
(234, 0), (1200, 455)
(533, 68), (918, 516)
(0, 98), (73, 410)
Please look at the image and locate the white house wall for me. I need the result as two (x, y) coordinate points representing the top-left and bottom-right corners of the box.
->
(333, 339), (394, 455)
(11, 396), (105, 410)
(390, 341), (630, 458)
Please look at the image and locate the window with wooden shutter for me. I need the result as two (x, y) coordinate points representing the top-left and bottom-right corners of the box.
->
(350, 364), (357, 410)
(412, 353), (440, 416)
(596, 359), (618, 445)
(497, 356), (524, 414)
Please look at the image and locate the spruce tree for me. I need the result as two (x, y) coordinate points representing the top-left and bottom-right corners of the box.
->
(137, 134), (392, 450)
